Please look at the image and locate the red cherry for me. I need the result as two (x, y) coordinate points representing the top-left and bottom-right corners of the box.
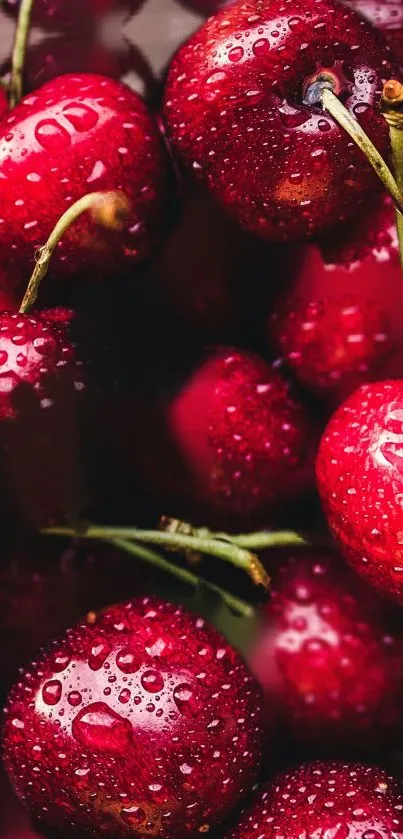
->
(249, 548), (403, 755)
(128, 348), (316, 525)
(3, 596), (263, 839)
(225, 761), (403, 839)
(343, 0), (403, 65)
(269, 196), (403, 407)
(0, 308), (89, 527)
(0, 766), (40, 839)
(164, 0), (396, 242)
(317, 379), (403, 606)
(0, 74), (168, 295)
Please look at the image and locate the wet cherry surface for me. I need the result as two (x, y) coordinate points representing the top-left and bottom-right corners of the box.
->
(225, 761), (403, 839)
(164, 0), (397, 241)
(249, 548), (403, 755)
(0, 73), (168, 294)
(269, 196), (403, 407)
(3, 596), (263, 838)
(343, 0), (403, 64)
(317, 380), (403, 606)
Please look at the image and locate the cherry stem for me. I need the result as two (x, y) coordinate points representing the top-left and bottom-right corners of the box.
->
(42, 523), (270, 589)
(9, 0), (34, 108)
(381, 80), (403, 270)
(19, 190), (130, 314)
(321, 88), (403, 216)
(104, 538), (255, 617)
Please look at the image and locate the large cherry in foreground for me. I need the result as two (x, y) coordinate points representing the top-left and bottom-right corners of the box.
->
(164, 0), (396, 241)
(225, 761), (403, 839)
(3, 596), (263, 839)
(0, 74), (168, 296)
(249, 548), (403, 756)
(269, 196), (403, 407)
(317, 379), (403, 606)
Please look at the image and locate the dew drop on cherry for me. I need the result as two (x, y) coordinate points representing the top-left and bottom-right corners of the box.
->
(141, 670), (164, 693)
(173, 683), (200, 717)
(42, 680), (62, 706)
(72, 702), (133, 753)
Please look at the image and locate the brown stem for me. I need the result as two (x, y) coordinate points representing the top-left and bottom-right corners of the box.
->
(381, 79), (403, 270)
(19, 191), (130, 313)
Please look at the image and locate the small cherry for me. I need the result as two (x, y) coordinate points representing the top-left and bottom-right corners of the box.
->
(225, 761), (403, 839)
(127, 347), (316, 525)
(343, 0), (403, 65)
(3, 596), (263, 839)
(268, 195), (403, 407)
(249, 547), (403, 755)
(0, 73), (168, 294)
(317, 379), (403, 606)
(164, 0), (397, 241)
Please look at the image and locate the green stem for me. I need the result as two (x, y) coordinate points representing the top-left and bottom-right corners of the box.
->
(321, 88), (403, 215)
(19, 191), (129, 314)
(42, 523), (269, 588)
(107, 538), (254, 617)
(225, 530), (309, 549)
(9, 0), (34, 108)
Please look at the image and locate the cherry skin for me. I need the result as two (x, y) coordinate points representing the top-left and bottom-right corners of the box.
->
(3, 596), (263, 839)
(225, 761), (403, 839)
(0, 74), (168, 296)
(343, 0), (403, 65)
(2, 0), (139, 31)
(128, 347), (316, 525)
(0, 308), (90, 528)
(164, 0), (396, 242)
(317, 379), (403, 606)
(0, 766), (41, 839)
(268, 196), (403, 407)
(249, 547), (403, 756)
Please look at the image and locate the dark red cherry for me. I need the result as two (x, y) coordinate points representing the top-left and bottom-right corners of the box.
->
(3, 596), (263, 839)
(164, 0), (397, 241)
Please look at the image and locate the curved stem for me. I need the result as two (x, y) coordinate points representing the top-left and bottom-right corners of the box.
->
(9, 0), (34, 108)
(381, 80), (403, 270)
(321, 88), (403, 215)
(107, 538), (254, 617)
(223, 530), (309, 549)
(42, 523), (269, 589)
(19, 190), (130, 313)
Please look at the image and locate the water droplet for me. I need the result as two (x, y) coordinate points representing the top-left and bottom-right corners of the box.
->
(72, 702), (133, 753)
(228, 46), (244, 62)
(51, 652), (71, 673)
(116, 648), (140, 674)
(119, 689), (131, 704)
(35, 119), (71, 151)
(121, 806), (146, 827)
(42, 680), (62, 706)
(68, 691), (82, 707)
(173, 683), (200, 717)
(62, 103), (98, 132)
(141, 670), (164, 693)
(253, 38), (270, 56)
(318, 118), (332, 132)
(88, 639), (110, 671)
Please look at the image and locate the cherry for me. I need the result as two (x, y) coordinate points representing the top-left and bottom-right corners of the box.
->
(317, 379), (403, 606)
(225, 761), (403, 839)
(343, 0), (403, 65)
(3, 596), (263, 839)
(0, 308), (91, 528)
(128, 348), (316, 525)
(249, 547), (403, 756)
(268, 196), (403, 407)
(164, 0), (396, 242)
(0, 766), (41, 839)
(2, 0), (139, 31)
(0, 73), (168, 295)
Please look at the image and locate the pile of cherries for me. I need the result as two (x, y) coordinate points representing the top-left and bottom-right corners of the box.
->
(1, 0), (403, 838)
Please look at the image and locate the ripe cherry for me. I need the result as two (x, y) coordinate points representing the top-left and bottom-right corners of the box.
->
(317, 379), (403, 606)
(249, 547), (403, 756)
(268, 196), (403, 407)
(3, 596), (263, 839)
(164, 0), (396, 241)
